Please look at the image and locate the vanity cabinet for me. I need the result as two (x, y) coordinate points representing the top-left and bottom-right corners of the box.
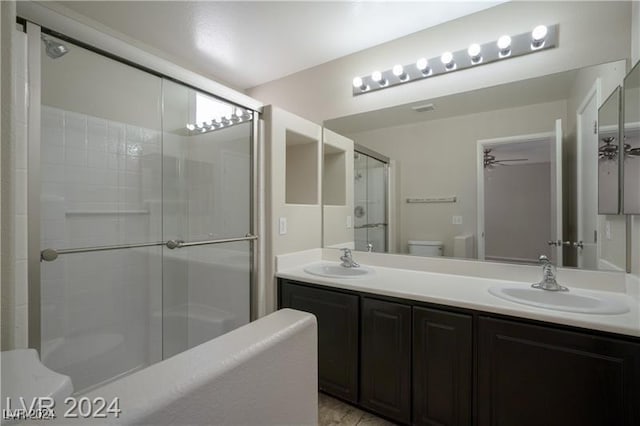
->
(278, 278), (640, 426)
(360, 298), (412, 423)
(280, 281), (359, 403)
(478, 316), (640, 426)
(413, 307), (473, 426)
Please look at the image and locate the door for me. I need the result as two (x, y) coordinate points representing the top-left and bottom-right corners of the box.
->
(360, 298), (411, 424)
(280, 281), (359, 402)
(478, 317), (640, 426)
(551, 119), (563, 265)
(161, 80), (253, 358)
(478, 129), (560, 265)
(577, 82), (600, 268)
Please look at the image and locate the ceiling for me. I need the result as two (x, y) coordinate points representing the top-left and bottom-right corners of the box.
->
(53, 1), (505, 90)
(324, 69), (578, 135)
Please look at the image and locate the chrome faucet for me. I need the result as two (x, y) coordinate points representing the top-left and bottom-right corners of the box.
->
(531, 255), (568, 291)
(340, 248), (360, 268)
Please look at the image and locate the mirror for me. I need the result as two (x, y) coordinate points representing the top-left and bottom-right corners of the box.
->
(623, 60), (640, 214)
(598, 87), (622, 215)
(323, 60), (629, 272)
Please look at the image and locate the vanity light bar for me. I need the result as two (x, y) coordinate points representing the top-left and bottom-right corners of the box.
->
(352, 24), (558, 96)
(185, 108), (253, 135)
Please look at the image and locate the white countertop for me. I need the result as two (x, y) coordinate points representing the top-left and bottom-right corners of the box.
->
(277, 259), (640, 338)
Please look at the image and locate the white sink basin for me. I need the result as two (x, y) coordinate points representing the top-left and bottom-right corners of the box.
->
(488, 286), (630, 315)
(304, 263), (373, 279)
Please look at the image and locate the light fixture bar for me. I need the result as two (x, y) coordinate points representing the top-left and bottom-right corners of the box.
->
(352, 24), (558, 96)
(185, 109), (253, 135)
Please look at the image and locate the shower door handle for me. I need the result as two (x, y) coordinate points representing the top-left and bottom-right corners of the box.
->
(165, 234), (258, 249)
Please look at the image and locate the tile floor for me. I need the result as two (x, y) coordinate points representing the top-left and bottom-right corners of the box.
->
(318, 393), (397, 425)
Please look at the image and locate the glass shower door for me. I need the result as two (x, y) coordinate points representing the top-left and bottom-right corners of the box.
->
(354, 150), (388, 252)
(161, 80), (253, 357)
(39, 34), (164, 392)
(37, 32), (255, 393)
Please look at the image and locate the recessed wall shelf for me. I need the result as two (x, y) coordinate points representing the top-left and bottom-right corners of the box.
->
(285, 129), (319, 205)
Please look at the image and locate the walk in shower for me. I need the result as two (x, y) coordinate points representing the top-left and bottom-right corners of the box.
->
(30, 28), (257, 393)
(353, 147), (388, 253)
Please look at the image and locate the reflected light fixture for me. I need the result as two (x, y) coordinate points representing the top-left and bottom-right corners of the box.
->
(185, 109), (253, 135)
(531, 25), (548, 49)
(416, 58), (431, 75)
(468, 43), (482, 64)
(441, 51), (455, 70)
(351, 24), (557, 96)
(392, 64), (408, 81)
(497, 35), (512, 57)
(371, 70), (387, 86)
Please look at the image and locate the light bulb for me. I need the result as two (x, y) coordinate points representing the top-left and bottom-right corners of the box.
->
(532, 25), (548, 48)
(497, 35), (512, 57)
(371, 70), (387, 86)
(392, 64), (408, 81)
(235, 109), (244, 118)
(468, 43), (482, 63)
(186, 123), (195, 131)
(352, 76), (367, 91)
(416, 57), (429, 73)
(441, 51), (455, 70)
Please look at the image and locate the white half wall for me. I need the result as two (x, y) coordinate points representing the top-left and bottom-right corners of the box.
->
(26, 309), (318, 426)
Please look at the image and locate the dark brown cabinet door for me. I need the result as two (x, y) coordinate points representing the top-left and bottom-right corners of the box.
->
(360, 297), (412, 424)
(478, 316), (640, 426)
(413, 307), (472, 426)
(280, 281), (359, 402)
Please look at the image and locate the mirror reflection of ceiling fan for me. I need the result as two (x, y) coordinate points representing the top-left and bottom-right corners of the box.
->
(599, 136), (640, 160)
(483, 148), (528, 169)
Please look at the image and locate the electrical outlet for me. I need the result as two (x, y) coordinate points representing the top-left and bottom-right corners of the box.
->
(452, 215), (463, 225)
(279, 217), (287, 235)
(346, 215), (352, 228)
(605, 220), (611, 240)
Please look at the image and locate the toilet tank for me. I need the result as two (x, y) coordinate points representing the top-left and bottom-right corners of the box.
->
(408, 240), (443, 257)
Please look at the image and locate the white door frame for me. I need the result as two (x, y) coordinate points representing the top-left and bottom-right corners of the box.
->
(477, 132), (555, 261)
(576, 78), (601, 268)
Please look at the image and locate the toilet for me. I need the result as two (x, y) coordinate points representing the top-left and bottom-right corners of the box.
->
(408, 240), (444, 257)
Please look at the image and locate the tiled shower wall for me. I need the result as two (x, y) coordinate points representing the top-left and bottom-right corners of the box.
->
(39, 105), (163, 391)
(12, 29), (28, 349)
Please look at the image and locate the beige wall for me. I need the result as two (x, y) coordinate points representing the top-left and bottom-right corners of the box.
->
(263, 106), (322, 314)
(322, 129), (354, 248)
(346, 100), (567, 257)
(248, 2), (632, 124)
(563, 60), (627, 267)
